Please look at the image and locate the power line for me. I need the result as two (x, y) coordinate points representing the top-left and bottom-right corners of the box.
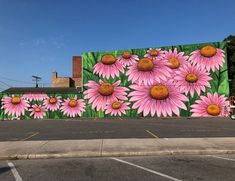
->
(0, 75), (34, 84)
(0, 80), (11, 87)
(0, 75), (51, 86)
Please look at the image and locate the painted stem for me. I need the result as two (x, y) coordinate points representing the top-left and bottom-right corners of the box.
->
(188, 95), (192, 117)
(217, 68), (221, 91)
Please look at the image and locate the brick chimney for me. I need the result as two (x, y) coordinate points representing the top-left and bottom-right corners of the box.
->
(72, 56), (82, 78)
(51, 71), (57, 87)
(72, 56), (82, 88)
(52, 71), (57, 79)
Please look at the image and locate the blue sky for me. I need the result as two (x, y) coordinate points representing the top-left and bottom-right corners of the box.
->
(0, 0), (234, 90)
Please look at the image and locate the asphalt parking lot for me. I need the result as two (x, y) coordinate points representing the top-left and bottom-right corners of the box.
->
(1, 154), (235, 181)
(0, 117), (235, 141)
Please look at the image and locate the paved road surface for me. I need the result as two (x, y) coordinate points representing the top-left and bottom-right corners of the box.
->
(0, 117), (234, 141)
(1, 154), (235, 181)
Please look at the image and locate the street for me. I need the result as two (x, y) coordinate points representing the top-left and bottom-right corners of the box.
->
(1, 117), (235, 180)
(1, 154), (235, 181)
(0, 117), (234, 141)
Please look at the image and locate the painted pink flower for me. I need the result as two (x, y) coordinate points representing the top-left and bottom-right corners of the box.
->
(190, 92), (230, 117)
(60, 95), (86, 117)
(105, 101), (130, 116)
(93, 54), (124, 79)
(164, 48), (189, 72)
(22, 93), (48, 101)
(144, 48), (166, 60)
(43, 96), (62, 111)
(174, 64), (212, 97)
(117, 51), (139, 67)
(129, 80), (189, 117)
(189, 45), (225, 72)
(126, 57), (172, 85)
(29, 104), (46, 119)
(84, 80), (129, 111)
(1, 95), (30, 117)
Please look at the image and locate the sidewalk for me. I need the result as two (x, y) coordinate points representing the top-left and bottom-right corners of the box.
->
(1, 137), (235, 160)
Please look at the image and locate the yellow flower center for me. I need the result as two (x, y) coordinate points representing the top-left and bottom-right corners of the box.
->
(185, 73), (198, 83)
(98, 83), (114, 96)
(168, 57), (180, 69)
(149, 49), (158, 57)
(150, 84), (169, 100)
(34, 107), (41, 112)
(112, 101), (121, 109)
(49, 97), (57, 104)
(200, 45), (217, 57)
(137, 58), (154, 71)
(122, 51), (132, 59)
(11, 96), (21, 105)
(207, 103), (220, 116)
(101, 54), (116, 65)
(69, 99), (77, 107)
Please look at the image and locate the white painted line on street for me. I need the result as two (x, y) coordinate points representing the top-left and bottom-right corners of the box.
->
(7, 161), (23, 181)
(110, 157), (182, 181)
(21, 132), (39, 141)
(145, 130), (159, 138)
(207, 155), (235, 162)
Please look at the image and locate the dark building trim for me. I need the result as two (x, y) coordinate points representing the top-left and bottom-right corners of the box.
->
(1, 87), (82, 94)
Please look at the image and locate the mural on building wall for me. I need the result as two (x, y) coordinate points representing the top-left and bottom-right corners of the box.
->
(0, 93), (86, 120)
(82, 42), (230, 118)
(0, 41), (230, 120)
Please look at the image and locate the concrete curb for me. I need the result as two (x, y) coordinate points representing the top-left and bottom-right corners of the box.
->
(1, 137), (235, 160)
(2, 150), (235, 160)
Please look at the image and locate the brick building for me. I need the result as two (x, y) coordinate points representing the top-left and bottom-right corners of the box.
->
(52, 56), (82, 88)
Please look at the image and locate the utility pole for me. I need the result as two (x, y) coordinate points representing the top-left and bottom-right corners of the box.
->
(32, 75), (41, 88)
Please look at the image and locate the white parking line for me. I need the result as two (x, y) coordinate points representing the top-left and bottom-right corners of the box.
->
(21, 132), (39, 141)
(110, 157), (182, 181)
(145, 130), (159, 138)
(6, 161), (23, 181)
(207, 155), (235, 162)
